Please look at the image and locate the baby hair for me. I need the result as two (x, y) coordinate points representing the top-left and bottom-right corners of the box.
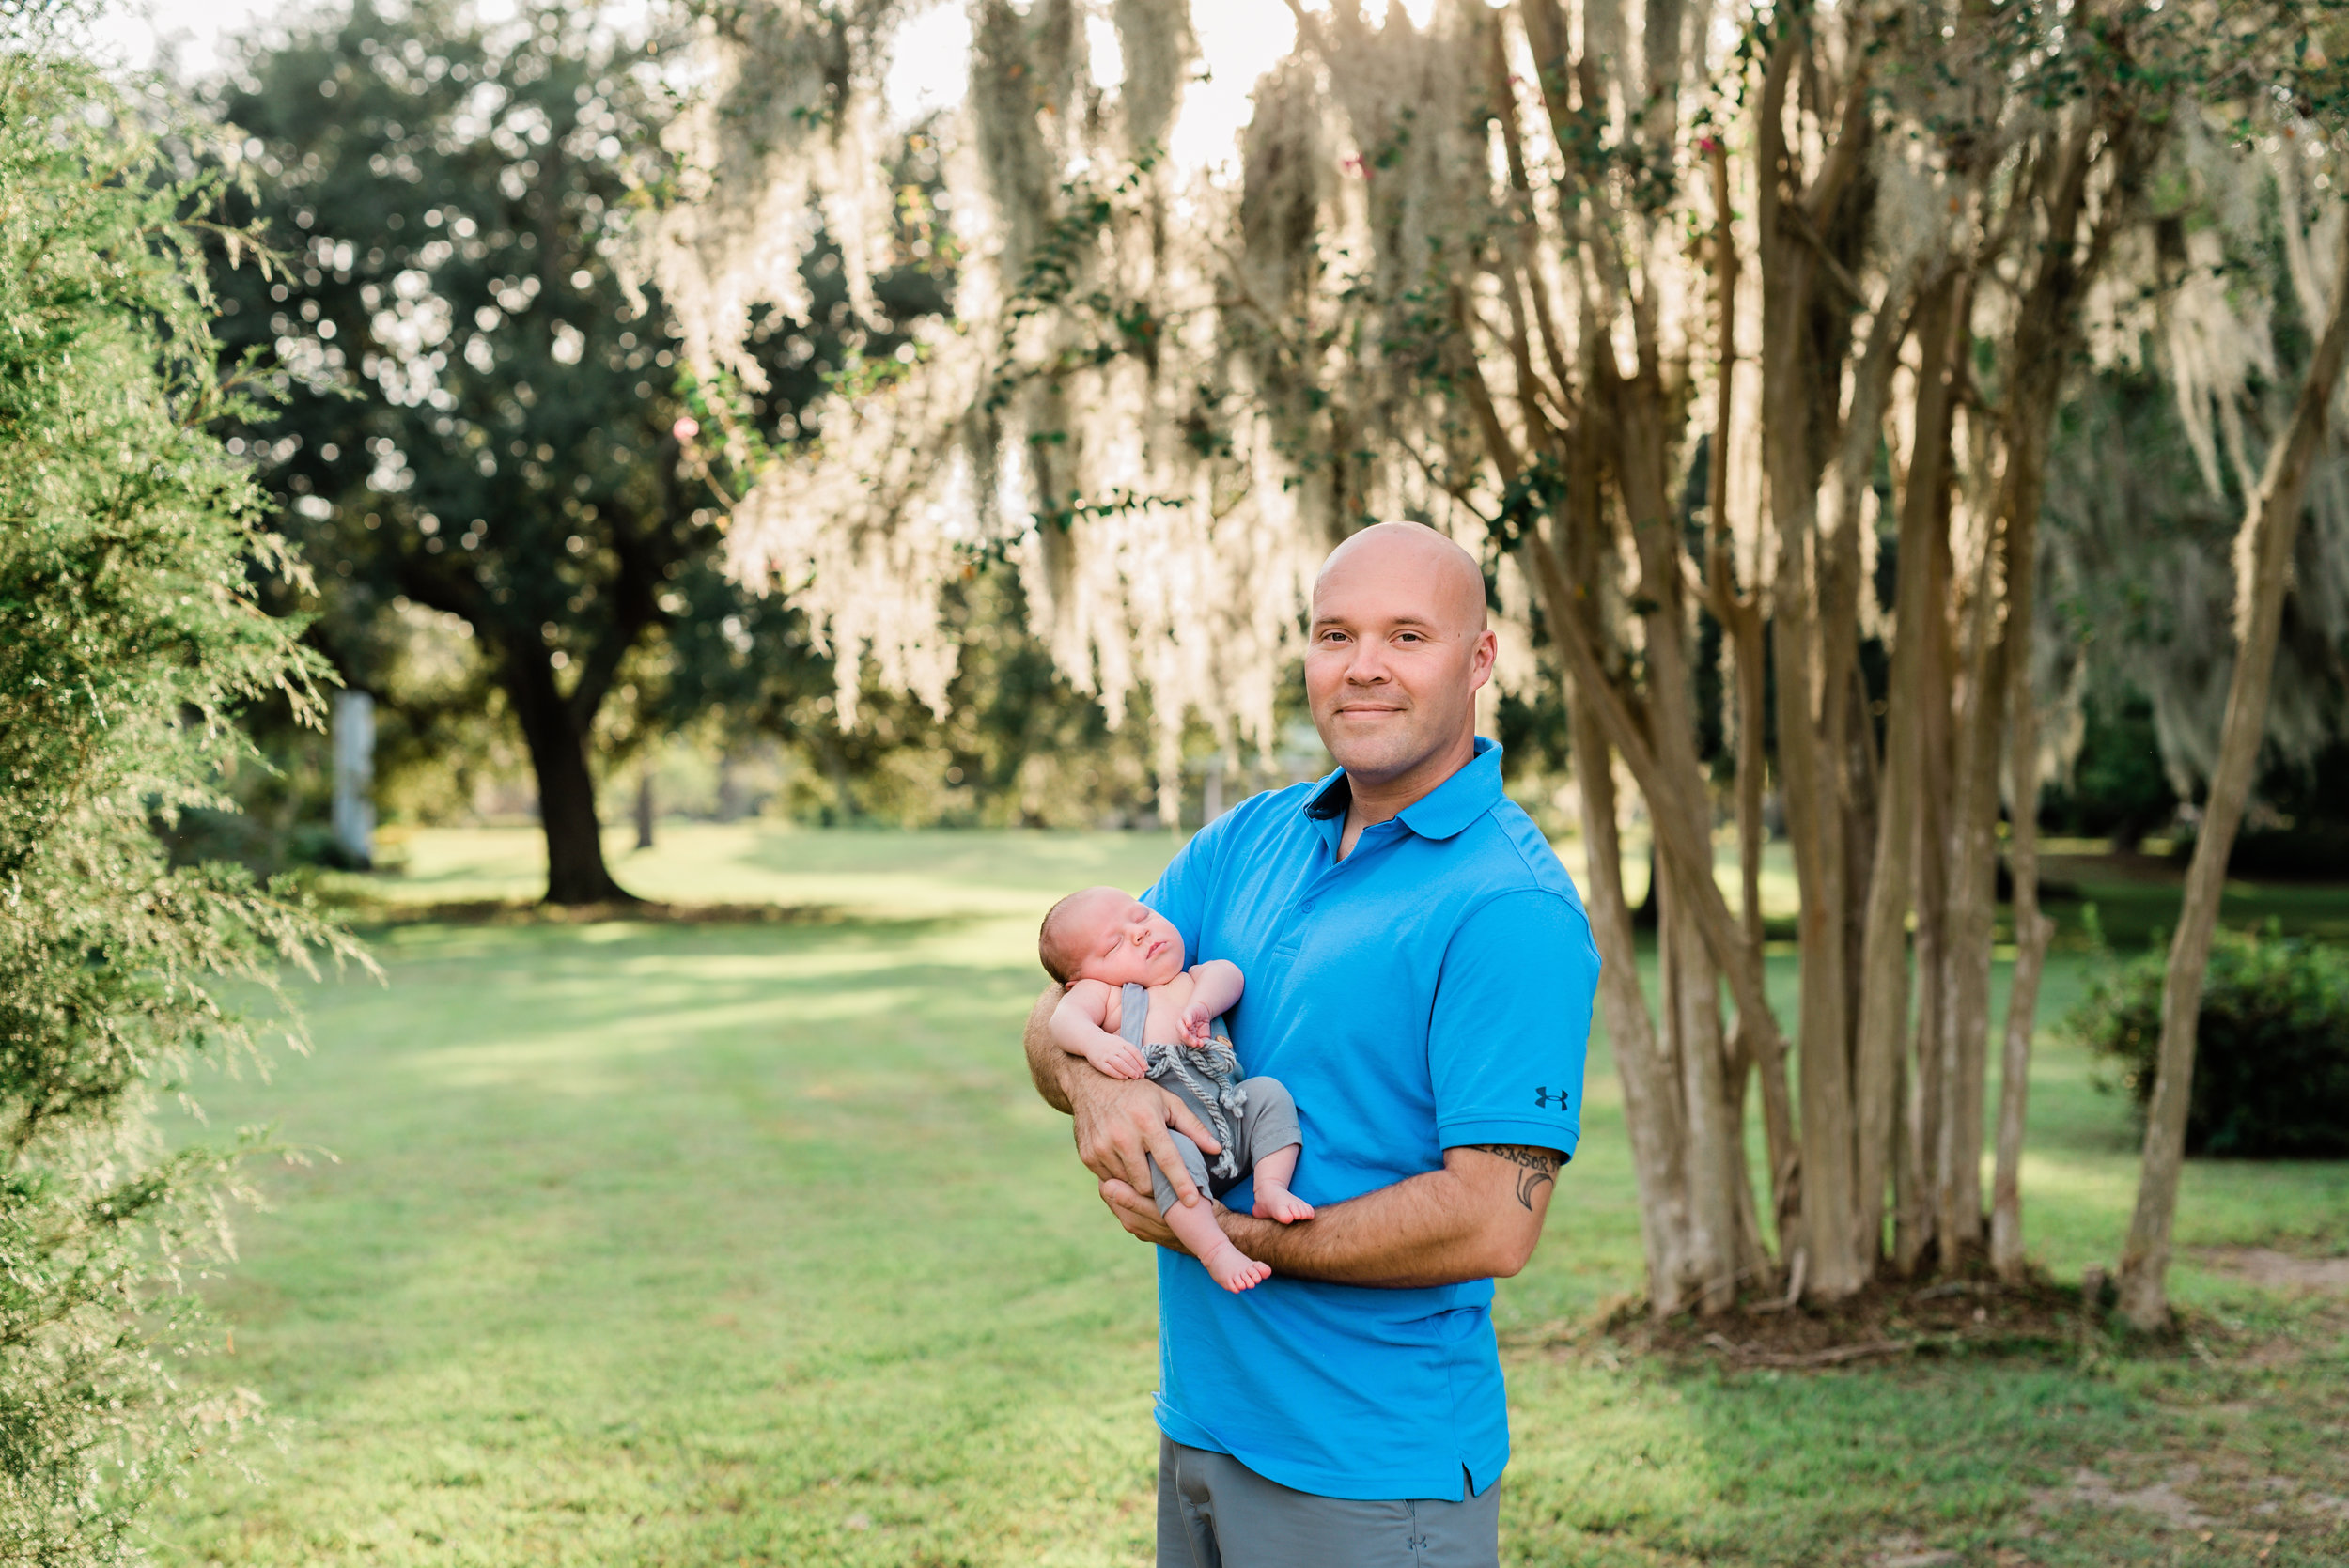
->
(1037, 891), (1083, 986)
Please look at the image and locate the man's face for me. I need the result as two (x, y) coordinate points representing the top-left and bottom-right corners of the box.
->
(1304, 531), (1497, 788)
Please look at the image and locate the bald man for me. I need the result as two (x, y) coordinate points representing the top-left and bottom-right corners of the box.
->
(1022, 522), (1600, 1567)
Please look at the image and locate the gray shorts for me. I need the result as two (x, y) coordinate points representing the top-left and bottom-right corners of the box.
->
(1157, 1437), (1501, 1568)
(1146, 1073), (1300, 1213)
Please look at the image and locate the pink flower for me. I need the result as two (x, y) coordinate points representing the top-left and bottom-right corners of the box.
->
(673, 415), (701, 442)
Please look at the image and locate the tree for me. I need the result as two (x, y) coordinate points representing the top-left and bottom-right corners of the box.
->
(2118, 202), (2349, 1328)
(652, 0), (2333, 1312)
(0, 46), (356, 1559)
(210, 1), (722, 904)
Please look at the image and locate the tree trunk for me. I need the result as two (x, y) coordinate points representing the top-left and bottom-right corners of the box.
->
(1936, 511), (2008, 1267)
(1896, 279), (1968, 1273)
(2118, 214), (2349, 1330)
(505, 650), (632, 906)
(1851, 278), (1960, 1268)
(635, 768), (657, 852)
(1988, 480), (2054, 1281)
(1530, 506), (1705, 1316)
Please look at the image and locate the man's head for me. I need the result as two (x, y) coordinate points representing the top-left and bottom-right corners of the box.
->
(1306, 521), (1496, 794)
(1038, 885), (1188, 988)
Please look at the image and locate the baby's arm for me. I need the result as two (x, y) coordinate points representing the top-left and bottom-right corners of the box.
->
(1050, 980), (1148, 1079)
(1177, 960), (1245, 1048)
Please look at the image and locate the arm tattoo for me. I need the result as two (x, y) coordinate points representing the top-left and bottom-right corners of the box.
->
(1478, 1144), (1562, 1211)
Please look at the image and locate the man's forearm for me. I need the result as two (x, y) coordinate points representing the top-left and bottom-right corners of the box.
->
(1218, 1172), (1486, 1288)
(1023, 984), (1076, 1113)
(1214, 1145), (1557, 1289)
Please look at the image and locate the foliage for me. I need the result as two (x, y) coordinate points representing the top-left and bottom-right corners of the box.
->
(207, 0), (723, 901)
(2076, 927), (2349, 1158)
(658, 566), (1175, 828)
(2040, 691), (2182, 849)
(207, 2), (968, 895)
(2043, 225), (2349, 815)
(0, 51), (360, 1561)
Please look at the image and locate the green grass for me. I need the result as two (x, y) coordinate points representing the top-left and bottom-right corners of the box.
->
(157, 826), (2349, 1566)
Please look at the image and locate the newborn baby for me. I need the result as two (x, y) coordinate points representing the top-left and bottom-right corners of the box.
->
(1039, 885), (1310, 1292)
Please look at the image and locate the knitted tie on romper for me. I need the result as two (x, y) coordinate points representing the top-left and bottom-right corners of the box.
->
(1143, 1039), (1248, 1183)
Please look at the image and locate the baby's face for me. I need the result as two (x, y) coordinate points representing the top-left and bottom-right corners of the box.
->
(1062, 889), (1188, 988)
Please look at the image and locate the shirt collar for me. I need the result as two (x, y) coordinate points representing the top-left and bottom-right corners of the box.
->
(1301, 737), (1505, 842)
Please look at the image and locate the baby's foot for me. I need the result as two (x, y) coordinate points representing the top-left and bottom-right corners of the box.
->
(1201, 1244), (1272, 1293)
(1253, 1187), (1315, 1224)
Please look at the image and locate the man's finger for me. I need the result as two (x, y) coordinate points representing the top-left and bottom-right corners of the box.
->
(1159, 1089), (1220, 1156)
(1100, 1178), (1181, 1250)
(1141, 1118), (1203, 1208)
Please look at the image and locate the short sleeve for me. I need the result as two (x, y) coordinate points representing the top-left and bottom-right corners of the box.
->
(1142, 815), (1225, 968)
(1429, 887), (1599, 1158)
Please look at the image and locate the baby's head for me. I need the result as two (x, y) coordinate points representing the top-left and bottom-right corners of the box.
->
(1039, 886), (1187, 989)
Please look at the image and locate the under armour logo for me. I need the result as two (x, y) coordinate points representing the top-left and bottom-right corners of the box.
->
(1534, 1086), (1568, 1110)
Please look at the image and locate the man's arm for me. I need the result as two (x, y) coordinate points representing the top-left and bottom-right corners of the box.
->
(1022, 983), (1220, 1208)
(1096, 1142), (1563, 1288)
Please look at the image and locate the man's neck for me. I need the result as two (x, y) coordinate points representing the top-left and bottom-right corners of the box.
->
(1337, 730), (1478, 860)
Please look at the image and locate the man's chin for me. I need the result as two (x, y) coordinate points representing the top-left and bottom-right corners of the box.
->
(1325, 738), (1421, 780)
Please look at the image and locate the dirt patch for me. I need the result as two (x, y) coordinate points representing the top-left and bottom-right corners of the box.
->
(2032, 1465), (2214, 1531)
(1574, 1265), (2105, 1367)
(2194, 1246), (2349, 1296)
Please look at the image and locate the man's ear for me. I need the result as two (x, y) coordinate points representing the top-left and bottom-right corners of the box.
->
(1469, 627), (1499, 689)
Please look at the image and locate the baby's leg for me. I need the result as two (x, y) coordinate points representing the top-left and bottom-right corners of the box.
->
(1163, 1196), (1271, 1293)
(1237, 1077), (1313, 1223)
(1251, 1143), (1313, 1224)
(1149, 1139), (1271, 1292)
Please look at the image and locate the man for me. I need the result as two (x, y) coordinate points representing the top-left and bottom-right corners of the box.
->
(1023, 522), (1599, 1566)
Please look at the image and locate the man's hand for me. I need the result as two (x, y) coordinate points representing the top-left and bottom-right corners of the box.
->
(1025, 984), (1220, 1209)
(1066, 1069), (1221, 1208)
(1099, 1176), (1191, 1250)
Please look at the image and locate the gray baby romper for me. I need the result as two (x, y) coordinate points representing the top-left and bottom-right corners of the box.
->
(1120, 981), (1302, 1214)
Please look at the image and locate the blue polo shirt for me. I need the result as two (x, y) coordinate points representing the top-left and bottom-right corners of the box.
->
(1141, 737), (1597, 1501)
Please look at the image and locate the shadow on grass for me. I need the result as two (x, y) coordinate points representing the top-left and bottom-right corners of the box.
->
(334, 897), (848, 929)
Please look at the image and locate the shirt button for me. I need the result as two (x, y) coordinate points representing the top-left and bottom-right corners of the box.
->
(1299, 900), (1315, 914)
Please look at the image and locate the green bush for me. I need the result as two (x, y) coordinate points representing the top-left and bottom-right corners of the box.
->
(2071, 928), (2349, 1159)
(0, 49), (360, 1562)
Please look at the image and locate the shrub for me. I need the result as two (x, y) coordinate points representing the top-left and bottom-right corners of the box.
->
(0, 49), (361, 1561)
(2071, 928), (2349, 1159)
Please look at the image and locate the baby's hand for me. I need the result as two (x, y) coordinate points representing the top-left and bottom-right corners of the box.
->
(1081, 1037), (1148, 1080)
(1178, 1002), (1213, 1049)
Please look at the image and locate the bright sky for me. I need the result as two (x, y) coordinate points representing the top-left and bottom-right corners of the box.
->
(881, 0), (1304, 174)
(95, 0), (1354, 177)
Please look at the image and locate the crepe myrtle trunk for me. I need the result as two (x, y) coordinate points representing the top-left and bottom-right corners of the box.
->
(503, 644), (632, 906)
(2119, 213), (2349, 1329)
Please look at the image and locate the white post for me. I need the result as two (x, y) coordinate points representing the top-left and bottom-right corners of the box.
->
(1204, 753), (1226, 822)
(332, 690), (376, 867)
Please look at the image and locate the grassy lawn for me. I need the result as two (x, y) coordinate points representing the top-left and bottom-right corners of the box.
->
(156, 825), (2349, 1566)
